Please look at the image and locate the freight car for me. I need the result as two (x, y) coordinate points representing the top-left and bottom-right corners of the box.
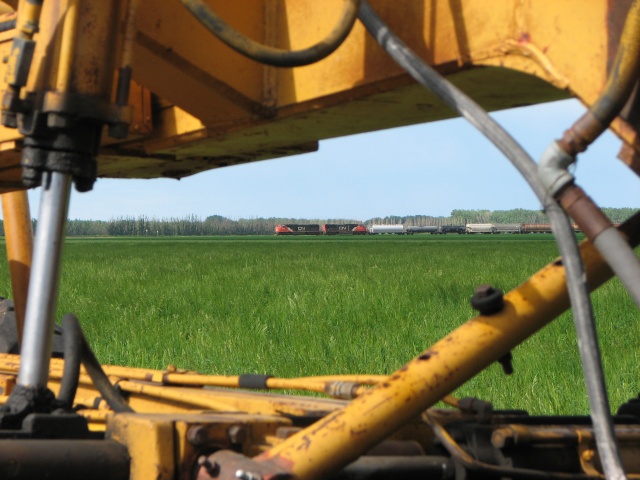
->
(438, 225), (466, 234)
(405, 225), (438, 234)
(466, 223), (496, 234)
(368, 224), (405, 234)
(521, 223), (553, 234)
(495, 223), (523, 234)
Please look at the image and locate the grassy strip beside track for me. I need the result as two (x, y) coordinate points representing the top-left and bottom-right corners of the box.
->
(0, 234), (637, 415)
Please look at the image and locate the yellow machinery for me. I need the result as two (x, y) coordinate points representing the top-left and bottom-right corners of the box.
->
(0, 0), (638, 479)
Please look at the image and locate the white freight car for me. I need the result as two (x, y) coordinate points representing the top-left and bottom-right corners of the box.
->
(368, 224), (404, 234)
(465, 223), (496, 234)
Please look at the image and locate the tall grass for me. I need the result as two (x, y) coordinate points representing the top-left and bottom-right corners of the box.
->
(0, 235), (637, 415)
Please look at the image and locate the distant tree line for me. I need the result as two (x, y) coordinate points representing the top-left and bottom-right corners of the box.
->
(0, 208), (636, 237)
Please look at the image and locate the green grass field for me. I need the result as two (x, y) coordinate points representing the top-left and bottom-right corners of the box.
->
(0, 234), (637, 415)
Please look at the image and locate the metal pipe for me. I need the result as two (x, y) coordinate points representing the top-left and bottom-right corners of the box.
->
(1, 190), (33, 345)
(17, 172), (71, 388)
(0, 439), (129, 480)
(557, 186), (640, 308)
(330, 456), (455, 480)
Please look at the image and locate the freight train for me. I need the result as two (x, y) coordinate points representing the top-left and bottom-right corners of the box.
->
(275, 223), (584, 235)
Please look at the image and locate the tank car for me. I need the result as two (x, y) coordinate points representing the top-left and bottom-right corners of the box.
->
(439, 225), (466, 234)
(405, 225), (438, 234)
(521, 223), (553, 234)
(368, 224), (404, 235)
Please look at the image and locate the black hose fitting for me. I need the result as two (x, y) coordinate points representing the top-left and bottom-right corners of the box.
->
(470, 285), (504, 316)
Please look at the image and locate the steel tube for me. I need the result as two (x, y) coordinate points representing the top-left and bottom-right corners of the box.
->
(331, 456), (454, 480)
(17, 172), (71, 388)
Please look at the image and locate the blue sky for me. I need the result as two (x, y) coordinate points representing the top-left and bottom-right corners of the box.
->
(22, 99), (640, 221)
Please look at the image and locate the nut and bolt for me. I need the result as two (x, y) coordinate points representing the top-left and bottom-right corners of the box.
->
(197, 456), (220, 477)
(236, 470), (262, 480)
(228, 425), (247, 445)
(187, 425), (209, 446)
(581, 449), (596, 462)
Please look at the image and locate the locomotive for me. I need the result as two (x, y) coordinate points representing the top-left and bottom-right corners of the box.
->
(275, 223), (368, 235)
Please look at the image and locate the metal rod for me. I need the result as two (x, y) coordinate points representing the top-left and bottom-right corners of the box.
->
(17, 172), (71, 388)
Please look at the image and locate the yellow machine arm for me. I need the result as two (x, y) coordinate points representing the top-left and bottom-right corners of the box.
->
(0, 1), (638, 480)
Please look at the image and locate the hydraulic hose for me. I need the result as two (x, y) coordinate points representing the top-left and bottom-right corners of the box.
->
(56, 314), (82, 408)
(179, 0), (360, 67)
(64, 313), (134, 413)
(357, 3), (625, 479)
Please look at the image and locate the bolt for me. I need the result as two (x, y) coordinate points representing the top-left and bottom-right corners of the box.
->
(187, 425), (209, 446)
(581, 449), (595, 462)
(491, 429), (515, 448)
(236, 470), (261, 480)
(497, 351), (514, 375)
(228, 425), (247, 445)
(47, 112), (71, 129)
(198, 456), (220, 477)
(470, 284), (504, 315)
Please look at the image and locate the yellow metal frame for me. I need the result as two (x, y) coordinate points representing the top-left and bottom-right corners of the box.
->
(0, 1), (639, 479)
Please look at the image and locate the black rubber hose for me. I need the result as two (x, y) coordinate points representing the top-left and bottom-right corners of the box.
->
(179, 0), (360, 67)
(56, 314), (82, 408)
(357, 4), (625, 479)
(62, 314), (134, 413)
